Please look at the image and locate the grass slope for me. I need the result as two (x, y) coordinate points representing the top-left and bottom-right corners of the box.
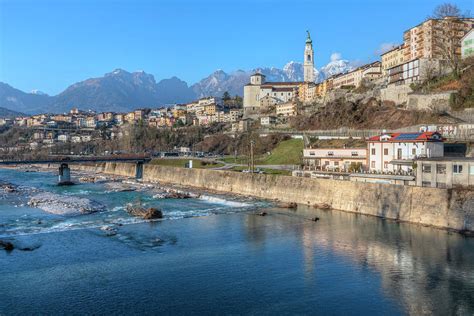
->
(260, 139), (303, 165)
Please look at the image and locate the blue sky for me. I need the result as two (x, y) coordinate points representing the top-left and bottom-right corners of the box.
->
(0, 0), (472, 95)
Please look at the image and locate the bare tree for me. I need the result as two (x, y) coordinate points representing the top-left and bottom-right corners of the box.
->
(430, 3), (462, 18)
(432, 17), (467, 77)
(428, 3), (473, 77)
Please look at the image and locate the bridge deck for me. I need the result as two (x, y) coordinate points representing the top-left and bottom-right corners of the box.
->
(0, 155), (152, 165)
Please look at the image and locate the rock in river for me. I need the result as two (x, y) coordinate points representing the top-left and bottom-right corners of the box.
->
(28, 192), (106, 216)
(126, 204), (163, 219)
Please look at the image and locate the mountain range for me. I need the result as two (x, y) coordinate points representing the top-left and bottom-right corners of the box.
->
(0, 58), (353, 114)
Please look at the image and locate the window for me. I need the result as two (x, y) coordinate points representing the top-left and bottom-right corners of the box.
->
(384, 148), (388, 155)
(371, 148), (376, 155)
(327, 151), (334, 156)
(334, 162), (339, 166)
(325, 161), (329, 166)
(422, 165), (431, 173)
(437, 182), (447, 189)
(453, 164), (463, 174)
(371, 161), (375, 168)
(309, 151), (315, 156)
(351, 151), (358, 157)
(412, 148), (416, 155)
(436, 164), (446, 174)
(384, 161), (389, 169)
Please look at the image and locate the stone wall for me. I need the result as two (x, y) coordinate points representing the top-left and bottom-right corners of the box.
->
(78, 162), (474, 233)
(380, 84), (413, 105)
(407, 92), (453, 112)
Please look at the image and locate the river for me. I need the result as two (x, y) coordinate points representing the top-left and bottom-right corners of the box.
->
(0, 168), (473, 315)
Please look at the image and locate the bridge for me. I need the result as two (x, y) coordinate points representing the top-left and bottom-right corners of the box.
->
(0, 154), (152, 185)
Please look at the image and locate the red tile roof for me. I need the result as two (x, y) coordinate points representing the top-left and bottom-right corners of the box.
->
(368, 132), (443, 142)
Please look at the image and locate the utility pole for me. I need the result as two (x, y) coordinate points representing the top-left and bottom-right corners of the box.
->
(250, 140), (255, 173)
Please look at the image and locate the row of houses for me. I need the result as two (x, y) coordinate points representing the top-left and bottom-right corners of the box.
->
(299, 131), (473, 188)
(0, 97), (245, 132)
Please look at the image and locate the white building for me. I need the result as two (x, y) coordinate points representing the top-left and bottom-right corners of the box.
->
(58, 134), (70, 142)
(243, 32), (313, 112)
(243, 73), (301, 112)
(367, 132), (444, 173)
(303, 148), (367, 172)
(461, 29), (474, 59)
(260, 116), (277, 126)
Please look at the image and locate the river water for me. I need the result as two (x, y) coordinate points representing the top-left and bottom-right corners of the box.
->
(0, 168), (473, 315)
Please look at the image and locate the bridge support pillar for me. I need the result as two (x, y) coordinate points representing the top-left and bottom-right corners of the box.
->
(136, 162), (143, 180)
(58, 163), (73, 185)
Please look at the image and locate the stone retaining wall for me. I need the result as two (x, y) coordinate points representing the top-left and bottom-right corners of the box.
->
(78, 162), (474, 233)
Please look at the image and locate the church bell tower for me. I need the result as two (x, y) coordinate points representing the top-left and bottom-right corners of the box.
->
(304, 30), (315, 82)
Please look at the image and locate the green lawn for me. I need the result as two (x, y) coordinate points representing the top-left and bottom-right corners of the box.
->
(150, 158), (224, 169)
(259, 139), (303, 165)
(220, 156), (249, 164)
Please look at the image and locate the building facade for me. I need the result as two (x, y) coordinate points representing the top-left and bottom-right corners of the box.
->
(243, 32), (311, 112)
(381, 44), (405, 76)
(367, 132), (444, 173)
(461, 29), (474, 59)
(303, 148), (367, 172)
(416, 157), (474, 188)
(332, 61), (382, 89)
(402, 17), (474, 62)
(276, 102), (297, 117)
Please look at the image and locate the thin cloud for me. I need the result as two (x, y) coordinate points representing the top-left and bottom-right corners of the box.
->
(375, 42), (398, 55)
(330, 52), (342, 62)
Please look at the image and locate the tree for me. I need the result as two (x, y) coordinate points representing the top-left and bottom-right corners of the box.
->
(428, 3), (472, 77)
(430, 3), (462, 18)
(222, 91), (231, 101)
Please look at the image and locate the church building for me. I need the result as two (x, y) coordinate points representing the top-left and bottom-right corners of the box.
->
(243, 31), (315, 112)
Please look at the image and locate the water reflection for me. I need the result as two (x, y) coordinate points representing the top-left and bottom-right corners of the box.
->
(243, 206), (474, 315)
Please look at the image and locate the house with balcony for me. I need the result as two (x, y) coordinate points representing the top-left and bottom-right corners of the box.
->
(303, 148), (367, 172)
(367, 132), (444, 174)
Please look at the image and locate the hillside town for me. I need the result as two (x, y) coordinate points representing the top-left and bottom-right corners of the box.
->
(0, 13), (473, 190)
(2, 2), (474, 314)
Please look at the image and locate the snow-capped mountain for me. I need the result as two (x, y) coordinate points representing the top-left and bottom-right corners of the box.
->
(192, 56), (351, 98)
(0, 54), (355, 113)
(318, 54), (354, 80)
(30, 89), (48, 96)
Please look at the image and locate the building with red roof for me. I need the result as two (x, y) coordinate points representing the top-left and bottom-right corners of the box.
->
(367, 131), (444, 173)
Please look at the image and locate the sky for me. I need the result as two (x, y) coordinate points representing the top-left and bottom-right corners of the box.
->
(0, 0), (473, 95)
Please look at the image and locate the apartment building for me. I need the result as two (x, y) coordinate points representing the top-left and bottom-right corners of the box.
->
(461, 29), (474, 58)
(276, 102), (297, 117)
(298, 82), (317, 103)
(381, 45), (405, 75)
(403, 17), (474, 62)
(332, 61), (382, 89)
(367, 132), (444, 173)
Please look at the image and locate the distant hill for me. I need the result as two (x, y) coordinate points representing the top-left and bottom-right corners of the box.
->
(0, 82), (52, 114)
(0, 106), (26, 118)
(51, 69), (197, 113)
(0, 70), (197, 114)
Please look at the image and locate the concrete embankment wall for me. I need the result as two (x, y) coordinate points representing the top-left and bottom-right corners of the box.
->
(80, 162), (474, 233)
